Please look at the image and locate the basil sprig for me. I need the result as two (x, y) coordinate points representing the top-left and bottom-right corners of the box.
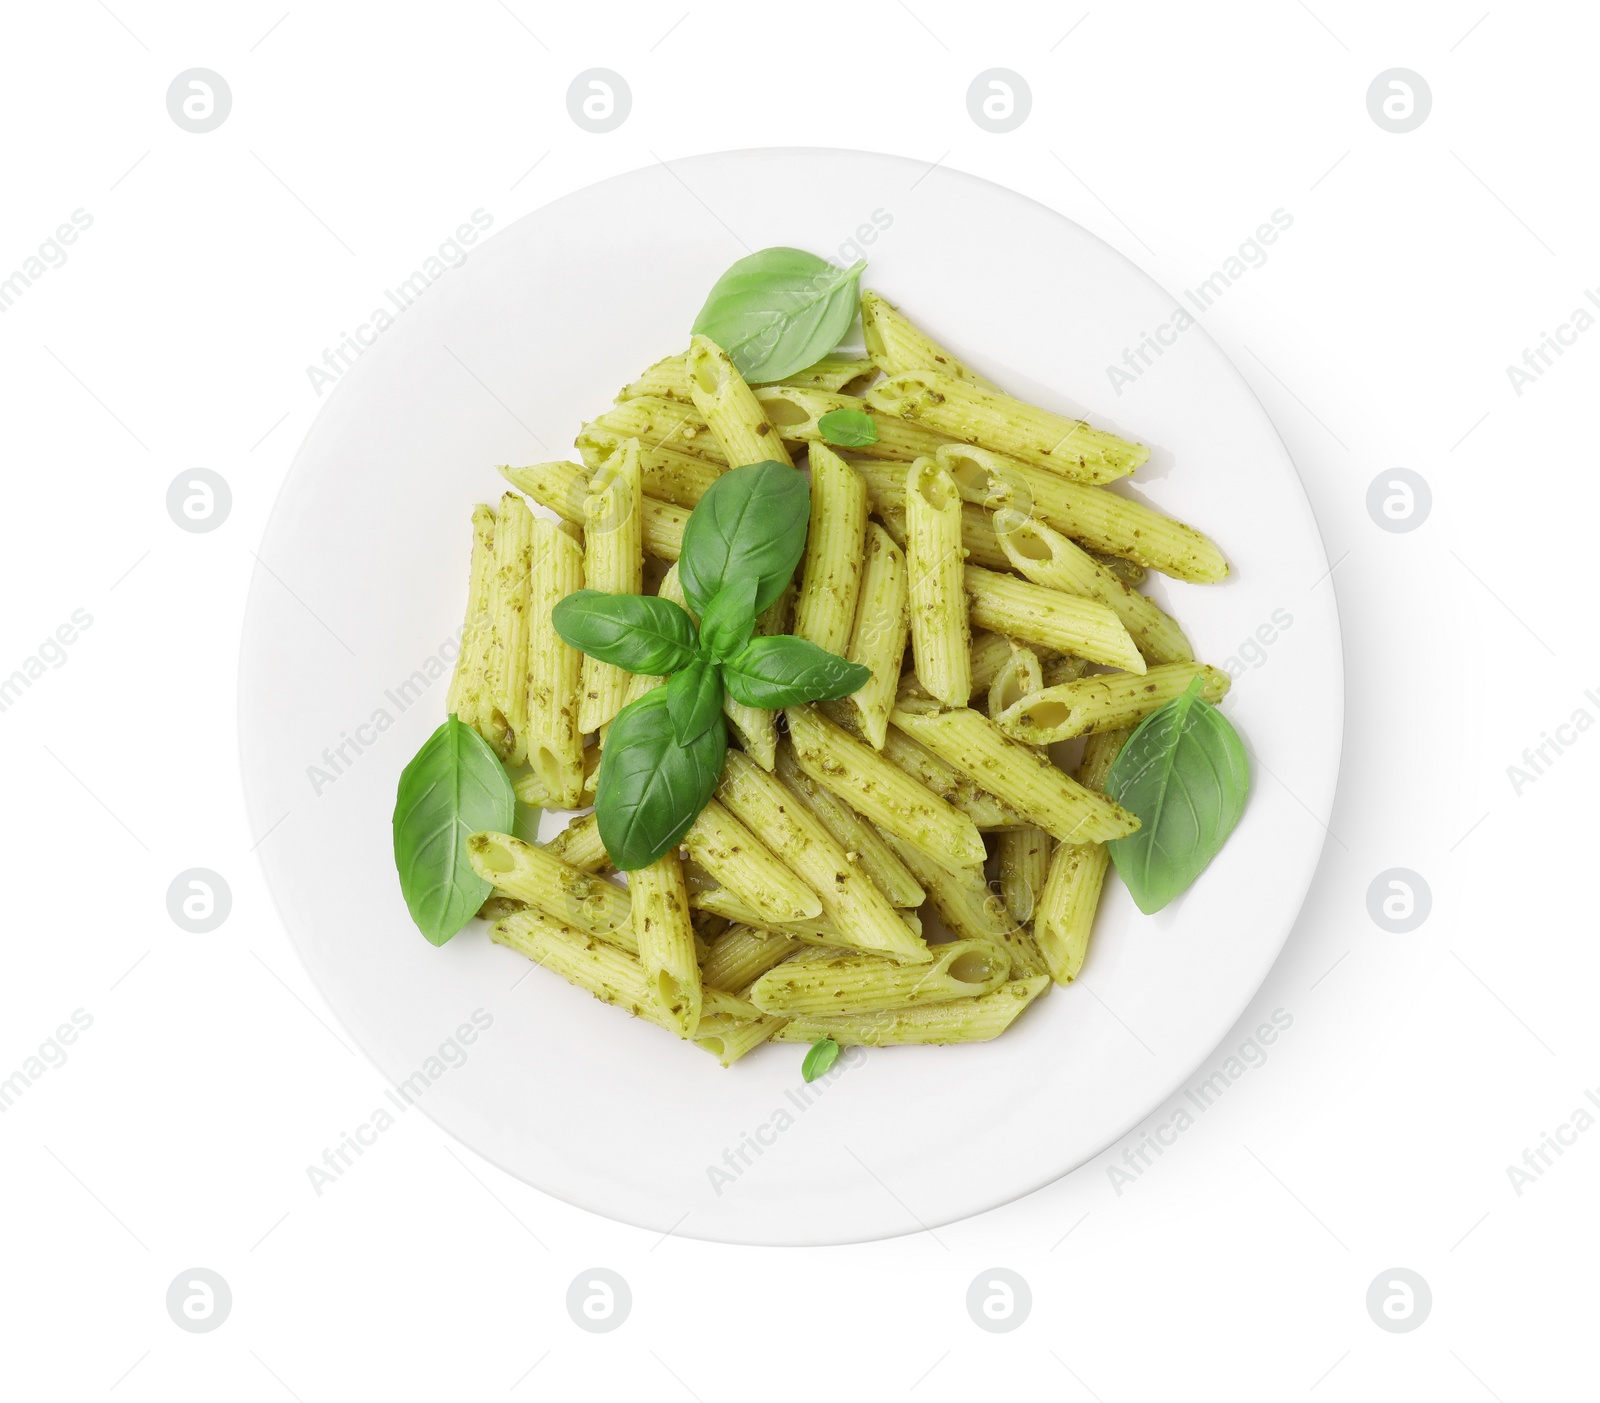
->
(1104, 678), (1251, 913)
(679, 461), (809, 617)
(392, 715), (516, 944)
(665, 657), (725, 746)
(552, 460), (871, 871)
(596, 688), (727, 871)
(698, 576), (760, 661)
(801, 1037), (841, 1082)
(550, 591), (699, 674)
(691, 248), (867, 384)
(817, 408), (879, 448)
(721, 636), (869, 710)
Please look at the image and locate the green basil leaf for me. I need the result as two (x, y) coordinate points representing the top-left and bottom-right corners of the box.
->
(802, 1037), (841, 1082)
(721, 636), (872, 709)
(817, 408), (879, 448)
(551, 590), (698, 674)
(392, 714), (515, 944)
(691, 247), (868, 383)
(699, 576), (759, 660)
(1104, 678), (1250, 914)
(679, 461), (809, 618)
(666, 656), (725, 746)
(596, 688), (728, 871)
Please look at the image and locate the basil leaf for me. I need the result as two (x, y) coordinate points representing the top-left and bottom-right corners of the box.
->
(596, 688), (728, 871)
(679, 461), (809, 618)
(699, 576), (759, 660)
(817, 408), (879, 448)
(801, 1037), (841, 1082)
(666, 656), (725, 746)
(691, 247), (867, 384)
(392, 714), (515, 944)
(722, 636), (872, 709)
(551, 590), (698, 675)
(1104, 678), (1250, 914)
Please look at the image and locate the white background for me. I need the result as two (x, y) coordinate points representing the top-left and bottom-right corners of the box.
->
(1, 1), (1593, 1398)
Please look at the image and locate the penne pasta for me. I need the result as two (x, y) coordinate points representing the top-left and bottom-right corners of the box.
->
(750, 937), (1010, 1016)
(905, 457), (972, 705)
(694, 1013), (788, 1067)
(792, 442), (868, 655)
(753, 385), (952, 462)
(873, 500), (1010, 572)
(786, 703), (985, 867)
(683, 798), (823, 925)
(773, 743), (926, 908)
(860, 289), (1000, 390)
(1041, 654), (1091, 688)
(986, 643), (1044, 722)
(467, 831), (633, 949)
(689, 886), (827, 939)
(499, 461), (587, 523)
(578, 439), (644, 733)
(545, 811), (610, 873)
(998, 825), (1052, 926)
(879, 724), (1028, 830)
(589, 396), (727, 464)
(630, 849), (703, 1038)
(840, 520), (909, 750)
(881, 833), (1049, 980)
(492, 907), (753, 1036)
(969, 629), (1030, 695)
(890, 693), (1139, 845)
(484, 492), (535, 763)
(777, 356), (878, 395)
(522, 518), (586, 806)
(995, 661), (1231, 744)
(995, 513), (1192, 665)
(1034, 729), (1129, 984)
(965, 565), (1145, 674)
(868, 370), (1146, 484)
(686, 335), (794, 468)
(446, 503), (497, 724)
(700, 924), (800, 993)
(576, 427), (722, 509)
(771, 975), (1051, 1046)
(978, 640), (1055, 931)
(620, 350), (877, 404)
(937, 444), (1227, 583)
(641, 495), (689, 561)
(1088, 549), (1146, 588)
(689, 883), (916, 947)
(715, 750), (931, 963)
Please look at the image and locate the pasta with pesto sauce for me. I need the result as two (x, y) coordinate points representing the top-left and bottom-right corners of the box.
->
(413, 262), (1237, 1068)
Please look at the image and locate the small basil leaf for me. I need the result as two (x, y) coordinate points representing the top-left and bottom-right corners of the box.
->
(666, 656), (725, 746)
(1105, 678), (1250, 914)
(721, 636), (872, 710)
(595, 689), (728, 871)
(816, 408), (879, 448)
(699, 576), (759, 660)
(801, 1037), (841, 1082)
(551, 590), (698, 674)
(691, 247), (867, 383)
(392, 714), (515, 944)
(679, 461), (810, 618)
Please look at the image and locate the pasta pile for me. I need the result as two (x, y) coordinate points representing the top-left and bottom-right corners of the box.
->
(444, 290), (1231, 1066)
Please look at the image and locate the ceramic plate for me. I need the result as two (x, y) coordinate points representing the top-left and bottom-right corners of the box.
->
(239, 149), (1343, 1245)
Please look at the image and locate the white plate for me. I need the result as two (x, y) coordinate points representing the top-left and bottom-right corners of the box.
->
(239, 149), (1342, 1246)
